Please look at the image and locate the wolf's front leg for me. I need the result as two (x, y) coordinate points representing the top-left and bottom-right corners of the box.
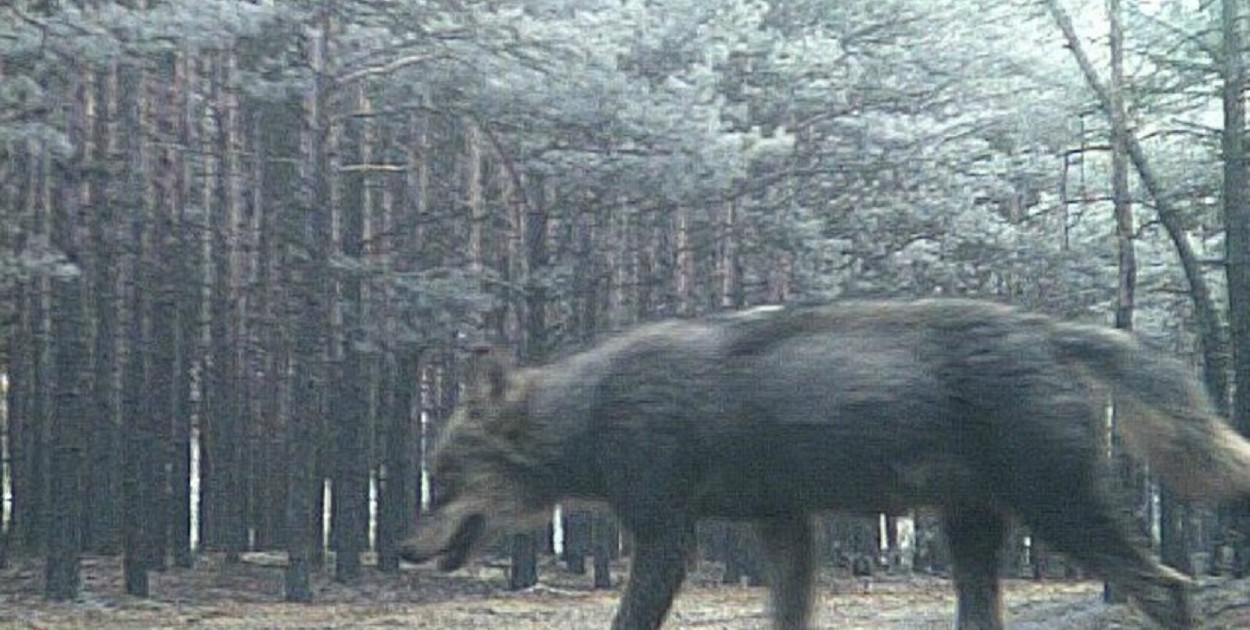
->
(610, 519), (696, 630)
(945, 504), (1008, 630)
(757, 513), (815, 630)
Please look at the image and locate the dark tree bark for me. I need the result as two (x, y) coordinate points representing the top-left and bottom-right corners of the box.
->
(82, 67), (122, 557)
(1219, 0), (1250, 578)
(168, 52), (196, 570)
(591, 511), (617, 589)
(45, 72), (91, 602)
(285, 14), (333, 600)
(247, 62), (298, 554)
(376, 114), (423, 574)
(5, 285), (28, 561)
(562, 509), (591, 575)
(29, 276), (53, 558)
(195, 54), (220, 555)
(169, 252), (194, 569)
(377, 349), (418, 573)
(203, 49), (247, 564)
(1108, 0), (1134, 337)
(45, 243), (86, 602)
(508, 175), (552, 591)
(331, 101), (369, 582)
(8, 281), (43, 558)
(285, 347), (318, 603)
(199, 52), (230, 559)
(509, 533), (540, 590)
(0, 359), (6, 568)
(142, 54), (177, 575)
(120, 246), (151, 595)
(7, 131), (41, 556)
(18, 156), (55, 558)
(119, 60), (154, 597)
(375, 128), (424, 566)
(0, 133), (16, 568)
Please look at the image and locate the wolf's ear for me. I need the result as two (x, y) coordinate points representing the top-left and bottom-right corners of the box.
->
(467, 343), (512, 402)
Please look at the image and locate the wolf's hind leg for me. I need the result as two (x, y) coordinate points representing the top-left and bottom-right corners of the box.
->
(1015, 485), (1195, 630)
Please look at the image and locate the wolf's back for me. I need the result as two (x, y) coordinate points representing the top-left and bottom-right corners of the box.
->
(1051, 322), (1250, 502)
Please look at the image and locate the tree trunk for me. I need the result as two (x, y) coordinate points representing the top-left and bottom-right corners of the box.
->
(562, 207), (596, 579)
(1103, 0), (1160, 600)
(675, 205), (695, 317)
(5, 283), (31, 559)
(188, 52), (214, 560)
(562, 509), (590, 575)
(0, 503), (6, 569)
(195, 51), (220, 555)
(81, 66), (122, 557)
(1047, 0), (1230, 410)
(27, 264), (53, 559)
(249, 62), (298, 555)
(285, 349), (317, 603)
(169, 51), (196, 570)
(13, 87), (56, 562)
(206, 49), (248, 565)
(142, 49), (171, 576)
(45, 213), (85, 601)
(508, 171), (549, 591)
(378, 349), (418, 573)
(46, 70), (91, 600)
(607, 200), (635, 328)
(331, 86), (369, 583)
(377, 112), (425, 573)
(114, 58), (155, 597)
(1219, 0), (1250, 577)
(0, 110), (14, 568)
(0, 343), (7, 566)
(1108, 0), (1134, 337)
(591, 511), (617, 589)
(286, 13), (333, 601)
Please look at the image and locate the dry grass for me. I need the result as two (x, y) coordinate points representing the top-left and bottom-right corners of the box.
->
(0, 555), (1246, 629)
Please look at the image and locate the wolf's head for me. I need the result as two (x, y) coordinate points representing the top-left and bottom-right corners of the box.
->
(399, 345), (552, 571)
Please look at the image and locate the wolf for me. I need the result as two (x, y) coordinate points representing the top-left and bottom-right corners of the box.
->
(400, 299), (1250, 630)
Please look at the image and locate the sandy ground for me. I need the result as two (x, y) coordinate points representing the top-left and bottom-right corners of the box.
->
(1, 554), (1247, 629)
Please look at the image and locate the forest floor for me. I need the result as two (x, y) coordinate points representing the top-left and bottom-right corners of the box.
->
(1, 553), (1248, 629)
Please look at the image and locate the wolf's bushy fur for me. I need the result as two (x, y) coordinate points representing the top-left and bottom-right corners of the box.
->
(401, 299), (1250, 630)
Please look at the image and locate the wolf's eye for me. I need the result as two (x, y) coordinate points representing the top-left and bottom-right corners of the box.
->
(467, 409), (483, 421)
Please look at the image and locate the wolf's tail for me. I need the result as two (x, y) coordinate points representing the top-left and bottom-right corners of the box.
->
(1051, 322), (1250, 502)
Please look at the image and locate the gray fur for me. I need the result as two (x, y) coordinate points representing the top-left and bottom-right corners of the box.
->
(403, 299), (1249, 630)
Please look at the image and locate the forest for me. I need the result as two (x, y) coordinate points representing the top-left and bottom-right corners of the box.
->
(2, 0), (1250, 628)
